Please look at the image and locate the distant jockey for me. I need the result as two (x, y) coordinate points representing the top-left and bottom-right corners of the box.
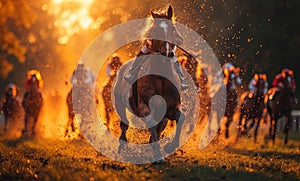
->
(248, 73), (268, 98)
(106, 54), (122, 78)
(215, 62), (242, 86)
(272, 68), (296, 93)
(71, 62), (95, 87)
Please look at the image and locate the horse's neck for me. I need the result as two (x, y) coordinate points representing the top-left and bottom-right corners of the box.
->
(227, 77), (235, 90)
(27, 88), (40, 95)
(279, 87), (291, 98)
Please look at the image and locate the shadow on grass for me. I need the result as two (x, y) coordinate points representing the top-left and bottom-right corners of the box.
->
(0, 137), (29, 147)
(225, 148), (300, 163)
(161, 163), (299, 181)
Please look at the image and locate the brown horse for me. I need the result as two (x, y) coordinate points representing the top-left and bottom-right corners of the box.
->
(22, 70), (43, 137)
(112, 5), (185, 162)
(65, 64), (98, 138)
(266, 72), (294, 144)
(237, 74), (267, 142)
(2, 83), (24, 137)
(223, 67), (241, 138)
(102, 55), (122, 128)
(178, 54), (211, 119)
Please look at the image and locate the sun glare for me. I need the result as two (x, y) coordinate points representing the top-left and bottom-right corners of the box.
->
(46, 0), (97, 44)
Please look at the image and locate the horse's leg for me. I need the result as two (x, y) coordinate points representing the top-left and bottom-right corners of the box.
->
(23, 114), (29, 137)
(254, 118), (261, 143)
(32, 115), (38, 137)
(149, 118), (168, 142)
(236, 113), (244, 141)
(272, 117), (278, 144)
(225, 115), (233, 139)
(4, 115), (8, 132)
(105, 107), (110, 129)
(284, 113), (291, 145)
(149, 124), (165, 162)
(115, 97), (129, 154)
(164, 110), (185, 154)
(64, 115), (75, 137)
(245, 118), (255, 134)
(70, 113), (76, 132)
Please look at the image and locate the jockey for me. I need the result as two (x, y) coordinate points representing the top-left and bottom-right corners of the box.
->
(215, 62), (242, 86)
(5, 83), (19, 99)
(71, 62), (95, 86)
(272, 68), (296, 93)
(248, 73), (268, 98)
(106, 54), (122, 78)
(123, 42), (188, 90)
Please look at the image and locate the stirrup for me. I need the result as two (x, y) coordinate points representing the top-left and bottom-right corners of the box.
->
(124, 73), (135, 84)
(181, 83), (189, 90)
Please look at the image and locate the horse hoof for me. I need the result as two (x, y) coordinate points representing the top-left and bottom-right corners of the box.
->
(153, 158), (165, 164)
(225, 132), (229, 139)
(118, 142), (126, 154)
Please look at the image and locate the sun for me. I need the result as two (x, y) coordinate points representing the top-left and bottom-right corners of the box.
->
(45, 0), (97, 44)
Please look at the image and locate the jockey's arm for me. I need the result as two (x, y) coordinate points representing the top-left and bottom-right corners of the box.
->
(264, 81), (269, 94)
(248, 78), (255, 91)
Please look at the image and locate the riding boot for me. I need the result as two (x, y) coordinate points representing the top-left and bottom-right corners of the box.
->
(124, 48), (149, 84)
(124, 58), (141, 84)
(174, 61), (188, 90)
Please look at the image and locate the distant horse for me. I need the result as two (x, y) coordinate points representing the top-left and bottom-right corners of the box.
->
(102, 75), (116, 128)
(2, 83), (24, 137)
(266, 72), (294, 144)
(178, 54), (211, 118)
(113, 5), (185, 162)
(223, 67), (241, 138)
(22, 70), (43, 137)
(65, 63), (98, 137)
(237, 74), (267, 142)
(65, 89), (76, 137)
(102, 55), (122, 128)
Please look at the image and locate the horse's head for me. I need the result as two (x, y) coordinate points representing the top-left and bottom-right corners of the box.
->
(26, 70), (43, 91)
(5, 83), (18, 99)
(254, 73), (267, 96)
(143, 5), (183, 56)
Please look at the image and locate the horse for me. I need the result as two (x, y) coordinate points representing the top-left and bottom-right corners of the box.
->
(65, 64), (98, 138)
(266, 72), (294, 144)
(237, 74), (267, 142)
(102, 55), (123, 128)
(178, 54), (211, 119)
(2, 83), (24, 138)
(112, 5), (185, 162)
(223, 67), (242, 138)
(65, 89), (76, 137)
(22, 70), (43, 137)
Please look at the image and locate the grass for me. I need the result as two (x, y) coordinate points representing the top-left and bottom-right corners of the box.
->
(0, 130), (299, 181)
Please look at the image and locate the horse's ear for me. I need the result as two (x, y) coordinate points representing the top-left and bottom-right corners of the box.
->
(167, 5), (173, 19)
(151, 11), (158, 18)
